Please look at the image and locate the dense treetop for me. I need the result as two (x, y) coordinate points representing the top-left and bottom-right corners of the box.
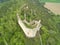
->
(0, 0), (60, 45)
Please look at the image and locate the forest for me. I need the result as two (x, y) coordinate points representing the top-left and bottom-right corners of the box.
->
(0, 0), (60, 45)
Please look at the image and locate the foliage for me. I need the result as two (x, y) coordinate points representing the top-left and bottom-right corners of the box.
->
(0, 0), (60, 45)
